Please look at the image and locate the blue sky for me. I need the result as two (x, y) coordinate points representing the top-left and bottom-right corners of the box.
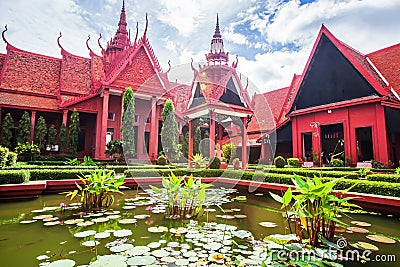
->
(1, 0), (400, 92)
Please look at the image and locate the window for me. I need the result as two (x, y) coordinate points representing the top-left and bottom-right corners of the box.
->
(108, 112), (115, 121)
(135, 115), (140, 123)
(146, 117), (151, 123)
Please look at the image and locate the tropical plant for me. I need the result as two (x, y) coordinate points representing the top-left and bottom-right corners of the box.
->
(1, 113), (14, 148)
(287, 157), (299, 167)
(232, 157), (240, 169)
(34, 116), (47, 152)
(161, 99), (179, 160)
(222, 143), (237, 163)
(105, 139), (123, 161)
(312, 150), (319, 165)
(69, 109), (80, 155)
(191, 153), (205, 167)
(396, 167), (400, 176)
(66, 158), (80, 166)
(5, 151), (17, 167)
(332, 158), (344, 167)
(59, 123), (68, 152)
(0, 146), (9, 168)
(274, 156), (286, 168)
(270, 175), (357, 247)
(157, 155), (167, 165)
(82, 155), (97, 166)
(65, 169), (125, 211)
(15, 142), (40, 161)
(47, 124), (57, 151)
(358, 167), (372, 178)
(122, 87), (135, 159)
(149, 173), (211, 218)
(16, 111), (31, 144)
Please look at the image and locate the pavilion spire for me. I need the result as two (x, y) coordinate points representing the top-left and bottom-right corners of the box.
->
(206, 13), (228, 64)
(105, 0), (130, 55)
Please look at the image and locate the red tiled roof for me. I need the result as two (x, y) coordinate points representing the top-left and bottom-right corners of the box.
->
(367, 43), (400, 97)
(277, 74), (301, 125)
(0, 53), (5, 73)
(0, 91), (58, 110)
(0, 50), (61, 96)
(247, 86), (289, 133)
(60, 54), (91, 95)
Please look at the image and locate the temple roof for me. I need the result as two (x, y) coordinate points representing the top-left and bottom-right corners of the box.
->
(206, 14), (229, 64)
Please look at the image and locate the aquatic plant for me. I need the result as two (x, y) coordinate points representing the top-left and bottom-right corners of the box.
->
(149, 173), (211, 218)
(270, 174), (357, 247)
(65, 169), (125, 211)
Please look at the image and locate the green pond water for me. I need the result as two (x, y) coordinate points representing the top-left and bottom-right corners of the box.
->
(0, 189), (399, 267)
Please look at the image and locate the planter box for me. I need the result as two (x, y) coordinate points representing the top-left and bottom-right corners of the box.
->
(0, 181), (46, 200)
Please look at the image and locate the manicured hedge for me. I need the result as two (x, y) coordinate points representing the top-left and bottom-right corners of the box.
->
(264, 167), (359, 179)
(0, 170), (30, 184)
(29, 170), (93, 181)
(28, 161), (70, 166)
(365, 174), (400, 183)
(5, 165), (99, 170)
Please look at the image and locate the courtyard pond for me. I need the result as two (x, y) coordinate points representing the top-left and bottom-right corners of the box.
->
(0, 188), (399, 267)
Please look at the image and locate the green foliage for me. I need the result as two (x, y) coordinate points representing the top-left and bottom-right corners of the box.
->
(47, 124), (57, 150)
(161, 99), (179, 160)
(365, 173), (400, 183)
(15, 142), (40, 161)
(287, 158), (299, 167)
(82, 155), (97, 166)
(222, 143), (237, 163)
(1, 113), (14, 148)
(157, 155), (167, 165)
(6, 152), (17, 167)
(59, 123), (68, 152)
(149, 173), (211, 218)
(371, 160), (385, 169)
(345, 156), (352, 167)
(179, 132), (189, 159)
(105, 140), (124, 161)
(396, 167), (400, 175)
(69, 109), (80, 155)
(208, 156), (221, 169)
(270, 175), (355, 247)
(66, 158), (81, 166)
(64, 169), (125, 211)
(264, 167), (359, 179)
(0, 146), (9, 168)
(332, 158), (344, 167)
(16, 111), (31, 144)
(193, 125), (201, 155)
(274, 156), (286, 168)
(122, 87), (135, 158)
(0, 170), (30, 184)
(34, 116), (47, 152)
(191, 153), (205, 166)
(232, 158), (240, 169)
(358, 167), (372, 178)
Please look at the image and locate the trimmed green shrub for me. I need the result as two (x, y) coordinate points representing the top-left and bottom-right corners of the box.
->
(0, 170), (30, 184)
(6, 152), (17, 167)
(371, 160), (385, 169)
(157, 155), (167, 165)
(122, 87), (136, 158)
(332, 158), (344, 167)
(59, 123), (68, 152)
(29, 170), (93, 181)
(1, 113), (14, 148)
(0, 146), (9, 168)
(366, 173), (400, 183)
(208, 156), (221, 169)
(287, 158), (299, 167)
(222, 143), (237, 163)
(274, 156), (286, 168)
(16, 111), (31, 144)
(69, 109), (80, 155)
(34, 116), (47, 152)
(161, 99), (179, 160)
(264, 167), (359, 179)
(15, 142), (40, 161)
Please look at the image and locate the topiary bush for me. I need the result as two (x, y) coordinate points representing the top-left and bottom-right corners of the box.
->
(0, 170), (30, 184)
(274, 156), (286, 168)
(287, 158), (299, 167)
(15, 142), (40, 161)
(6, 152), (17, 167)
(332, 158), (344, 167)
(157, 155), (167, 165)
(0, 146), (9, 168)
(371, 160), (385, 169)
(208, 156), (221, 169)
(222, 143), (236, 163)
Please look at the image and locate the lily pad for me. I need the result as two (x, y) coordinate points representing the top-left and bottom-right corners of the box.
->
(82, 240), (100, 247)
(113, 229), (133, 238)
(133, 214), (150, 219)
(47, 259), (76, 267)
(351, 221), (371, 227)
(94, 232), (110, 239)
(151, 249), (170, 257)
(148, 226), (168, 233)
(366, 235), (396, 244)
(126, 256), (156, 266)
(118, 219), (137, 224)
(110, 244), (134, 252)
(347, 227), (369, 234)
(160, 256), (176, 263)
(90, 255), (127, 267)
(259, 221), (278, 228)
(20, 220), (37, 224)
(43, 221), (60, 226)
(74, 230), (97, 238)
(175, 258), (190, 266)
(351, 241), (379, 251)
(36, 255), (50, 260)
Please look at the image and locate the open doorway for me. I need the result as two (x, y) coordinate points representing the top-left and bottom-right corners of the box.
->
(321, 123), (344, 165)
(356, 127), (373, 161)
(302, 132), (312, 161)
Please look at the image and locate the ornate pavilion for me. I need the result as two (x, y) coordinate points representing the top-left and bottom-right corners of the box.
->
(1, 0), (400, 167)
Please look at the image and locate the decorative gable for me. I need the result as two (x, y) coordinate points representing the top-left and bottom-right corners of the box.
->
(60, 54), (91, 95)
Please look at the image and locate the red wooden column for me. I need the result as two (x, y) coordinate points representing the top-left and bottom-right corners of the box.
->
(188, 119), (193, 168)
(62, 110), (68, 126)
(375, 104), (389, 164)
(137, 115), (145, 159)
(209, 111), (216, 158)
(218, 124), (223, 146)
(292, 117), (300, 159)
(115, 93), (124, 140)
(99, 90), (110, 159)
(149, 96), (158, 161)
(30, 111), (36, 143)
(241, 116), (247, 169)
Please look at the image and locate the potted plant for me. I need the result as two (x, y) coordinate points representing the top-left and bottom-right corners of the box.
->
(191, 153), (205, 168)
(232, 158), (240, 170)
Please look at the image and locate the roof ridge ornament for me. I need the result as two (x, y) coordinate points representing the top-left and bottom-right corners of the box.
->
(98, 33), (104, 51)
(134, 22), (138, 46)
(86, 34), (91, 50)
(2, 25), (9, 45)
(166, 60), (171, 73)
(191, 58), (198, 74)
(143, 13), (149, 39)
(57, 32), (63, 50)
